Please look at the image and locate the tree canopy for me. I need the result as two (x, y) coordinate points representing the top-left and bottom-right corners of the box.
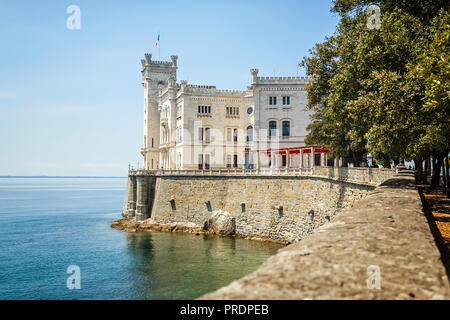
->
(301, 0), (449, 168)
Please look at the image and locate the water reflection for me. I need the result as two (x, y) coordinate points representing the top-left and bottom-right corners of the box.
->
(125, 232), (282, 300)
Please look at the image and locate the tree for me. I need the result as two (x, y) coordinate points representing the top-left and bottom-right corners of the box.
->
(302, 0), (448, 176)
(412, 11), (450, 192)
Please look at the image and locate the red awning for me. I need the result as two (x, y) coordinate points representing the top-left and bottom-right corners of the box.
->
(245, 146), (330, 155)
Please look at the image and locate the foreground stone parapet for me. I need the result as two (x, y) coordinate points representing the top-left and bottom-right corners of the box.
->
(200, 173), (450, 300)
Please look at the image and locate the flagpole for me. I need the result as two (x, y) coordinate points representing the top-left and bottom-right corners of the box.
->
(158, 30), (160, 60)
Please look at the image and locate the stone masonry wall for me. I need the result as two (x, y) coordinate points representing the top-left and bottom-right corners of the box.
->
(201, 173), (450, 299)
(149, 175), (375, 243)
(314, 167), (395, 185)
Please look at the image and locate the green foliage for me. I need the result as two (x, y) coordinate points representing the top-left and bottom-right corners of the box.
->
(302, 0), (449, 167)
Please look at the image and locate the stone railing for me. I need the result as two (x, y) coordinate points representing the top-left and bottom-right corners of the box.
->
(128, 168), (315, 177)
(128, 167), (396, 186)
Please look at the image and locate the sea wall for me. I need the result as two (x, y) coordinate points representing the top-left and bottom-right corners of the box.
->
(200, 172), (450, 299)
(149, 175), (376, 243)
(313, 167), (395, 185)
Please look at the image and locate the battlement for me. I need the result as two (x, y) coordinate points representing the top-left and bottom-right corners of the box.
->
(141, 53), (178, 70)
(182, 83), (251, 97)
(255, 76), (311, 84)
(150, 60), (173, 66)
(187, 84), (217, 89)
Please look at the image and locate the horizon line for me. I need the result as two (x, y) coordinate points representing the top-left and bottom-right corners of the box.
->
(0, 175), (127, 178)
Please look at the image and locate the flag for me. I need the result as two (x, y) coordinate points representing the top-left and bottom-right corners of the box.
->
(156, 33), (160, 46)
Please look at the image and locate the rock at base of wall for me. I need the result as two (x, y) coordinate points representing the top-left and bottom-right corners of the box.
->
(203, 210), (236, 236)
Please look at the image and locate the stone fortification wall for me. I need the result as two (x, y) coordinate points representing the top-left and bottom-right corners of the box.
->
(313, 167), (395, 185)
(149, 175), (375, 243)
(200, 173), (450, 299)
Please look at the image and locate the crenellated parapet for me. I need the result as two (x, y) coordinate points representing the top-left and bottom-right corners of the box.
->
(141, 53), (178, 83)
(181, 82), (252, 97)
(253, 75), (311, 84)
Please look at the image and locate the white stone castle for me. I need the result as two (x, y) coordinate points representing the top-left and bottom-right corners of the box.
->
(140, 53), (319, 171)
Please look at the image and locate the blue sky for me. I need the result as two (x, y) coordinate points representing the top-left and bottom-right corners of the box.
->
(0, 0), (339, 176)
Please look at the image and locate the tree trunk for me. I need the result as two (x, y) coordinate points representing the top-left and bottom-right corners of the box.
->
(351, 150), (358, 167)
(442, 157), (447, 196)
(445, 153), (450, 198)
(414, 158), (422, 183)
(423, 158), (429, 185)
(431, 154), (442, 190)
(430, 155), (436, 189)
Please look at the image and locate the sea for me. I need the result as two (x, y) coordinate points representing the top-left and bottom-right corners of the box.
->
(0, 177), (281, 300)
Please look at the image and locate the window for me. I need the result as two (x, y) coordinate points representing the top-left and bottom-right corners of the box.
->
(246, 126), (253, 142)
(245, 148), (254, 169)
(152, 138), (154, 148)
(233, 128), (238, 143)
(282, 121), (290, 137)
(226, 107), (239, 115)
(269, 96), (277, 105)
(227, 154), (232, 168)
(282, 96), (290, 105)
(269, 121), (277, 137)
(198, 127), (210, 142)
(227, 128), (232, 143)
(198, 154), (203, 170)
(198, 105), (211, 114)
(205, 127), (210, 142)
(204, 154), (210, 170)
(315, 154), (321, 166)
(282, 155), (287, 167)
(233, 154), (238, 168)
(198, 154), (210, 170)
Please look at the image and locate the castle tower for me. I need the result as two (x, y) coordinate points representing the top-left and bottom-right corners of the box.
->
(140, 54), (178, 169)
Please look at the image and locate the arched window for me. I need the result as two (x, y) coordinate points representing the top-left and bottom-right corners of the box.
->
(282, 121), (290, 137)
(246, 126), (253, 142)
(269, 121), (277, 137)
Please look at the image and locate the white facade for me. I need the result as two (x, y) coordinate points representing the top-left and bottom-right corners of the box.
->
(140, 54), (312, 170)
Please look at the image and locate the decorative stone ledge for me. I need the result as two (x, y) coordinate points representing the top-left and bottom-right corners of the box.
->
(200, 173), (450, 300)
(126, 167), (395, 187)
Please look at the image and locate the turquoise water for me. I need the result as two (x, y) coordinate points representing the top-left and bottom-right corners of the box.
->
(0, 178), (281, 300)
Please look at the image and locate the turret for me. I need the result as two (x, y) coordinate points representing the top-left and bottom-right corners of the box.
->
(250, 68), (259, 84)
(141, 53), (178, 170)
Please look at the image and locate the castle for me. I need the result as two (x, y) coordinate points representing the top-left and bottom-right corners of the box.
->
(139, 53), (324, 171)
